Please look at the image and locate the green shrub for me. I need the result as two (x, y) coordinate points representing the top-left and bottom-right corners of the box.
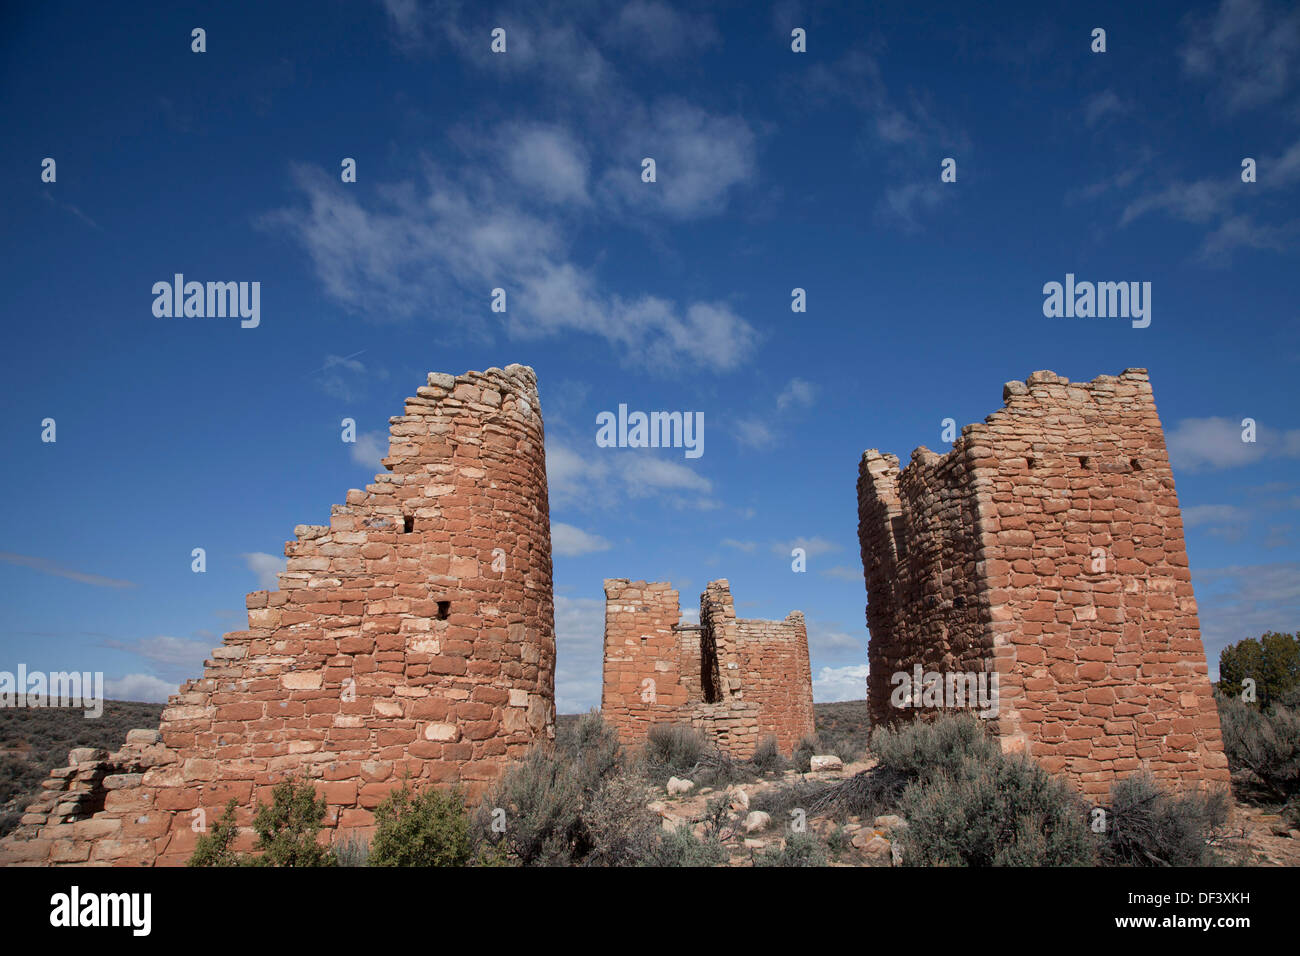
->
(898, 752), (1095, 866)
(577, 773), (662, 867)
(1217, 694), (1300, 800)
(187, 799), (244, 867)
(749, 735), (786, 774)
(824, 824), (851, 860)
(792, 733), (817, 773)
(250, 778), (335, 867)
(640, 826), (729, 867)
(476, 713), (641, 866)
(753, 832), (827, 867)
(1097, 771), (1229, 867)
(643, 723), (706, 776)
(369, 783), (472, 867)
(333, 831), (370, 867)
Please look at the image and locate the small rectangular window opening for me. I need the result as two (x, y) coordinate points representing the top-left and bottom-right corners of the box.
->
(436, 601), (450, 620)
(403, 515), (414, 533)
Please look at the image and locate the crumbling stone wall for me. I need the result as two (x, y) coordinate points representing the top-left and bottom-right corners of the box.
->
(601, 578), (813, 758)
(1, 365), (555, 866)
(858, 368), (1230, 798)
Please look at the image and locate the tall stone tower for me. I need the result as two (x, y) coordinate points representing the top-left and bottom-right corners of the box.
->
(857, 369), (1230, 799)
(0, 365), (555, 866)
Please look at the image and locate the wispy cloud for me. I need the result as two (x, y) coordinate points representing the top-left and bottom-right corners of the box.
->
(771, 536), (842, 558)
(0, 552), (134, 589)
(795, 49), (968, 231)
(350, 430), (388, 471)
(104, 673), (176, 703)
(242, 552), (286, 590)
(1083, 89), (1130, 127)
(1166, 416), (1300, 471)
(1180, 0), (1300, 114)
(102, 635), (212, 683)
(812, 663), (869, 702)
(264, 159), (759, 370)
(552, 522), (612, 557)
(547, 440), (714, 510)
(553, 593), (606, 712)
(1194, 562), (1300, 675)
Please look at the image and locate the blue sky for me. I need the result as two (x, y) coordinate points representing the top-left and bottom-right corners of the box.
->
(1, 0), (1297, 713)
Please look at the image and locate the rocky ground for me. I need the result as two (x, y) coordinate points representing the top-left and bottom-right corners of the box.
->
(645, 757), (903, 866)
(644, 757), (1300, 867)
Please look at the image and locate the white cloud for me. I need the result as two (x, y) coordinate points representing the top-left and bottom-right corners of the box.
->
(721, 538), (758, 553)
(812, 664), (869, 703)
(105, 673), (176, 703)
(1166, 416), (1300, 470)
(313, 351), (388, 401)
(601, 101), (757, 219)
(552, 522), (612, 557)
(1193, 562), (1300, 677)
(0, 552), (134, 589)
(242, 552), (286, 590)
(546, 440), (714, 510)
(776, 377), (816, 412)
(772, 536), (842, 558)
(1083, 89), (1130, 127)
(1119, 137), (1300, 258)
(350, 430), (388, 471)
(553, 594), (606, 713)
(733, 417), (776, 449)
(504, 123), (590, 205)
(1183, 504), (1249, 528)
(102, 635), (212, 682)
(265, 161), (758, 371)
(604, 1), (719, 60)
(1180, 0), (1300, 113)
(796, 50), (966, 230)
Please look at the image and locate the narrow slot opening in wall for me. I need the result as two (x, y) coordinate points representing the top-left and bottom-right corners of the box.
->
(1078, 456), (1090, 469)
(1027, 457), (1037, 469)
(1131, 458), (1142, 471)
(436, 601), (450, 620)
(403, 515), (414, 533)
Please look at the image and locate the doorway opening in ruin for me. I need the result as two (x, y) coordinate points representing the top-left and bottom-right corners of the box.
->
(699, 619), (722, 703)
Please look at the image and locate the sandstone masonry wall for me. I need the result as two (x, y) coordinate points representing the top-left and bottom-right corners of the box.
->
(857, 368), (1230, 798)
(601, 579), (813, 758)
(1, 365), (556, 866)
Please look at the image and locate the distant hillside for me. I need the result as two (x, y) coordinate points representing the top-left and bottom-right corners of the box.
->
(0, 700), (165, 837)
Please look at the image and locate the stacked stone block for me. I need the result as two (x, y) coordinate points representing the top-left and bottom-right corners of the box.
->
(1, 365), (556, 866)
(857, 368), (1230, 798)
(601, 579), (814, 758)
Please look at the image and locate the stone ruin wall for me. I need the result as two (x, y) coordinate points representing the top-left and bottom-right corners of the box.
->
(0, 365), (556, 866)
(858, 442), (991, 726)
(858, 368), (1230, 799)
(601, 579), (813, 758)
